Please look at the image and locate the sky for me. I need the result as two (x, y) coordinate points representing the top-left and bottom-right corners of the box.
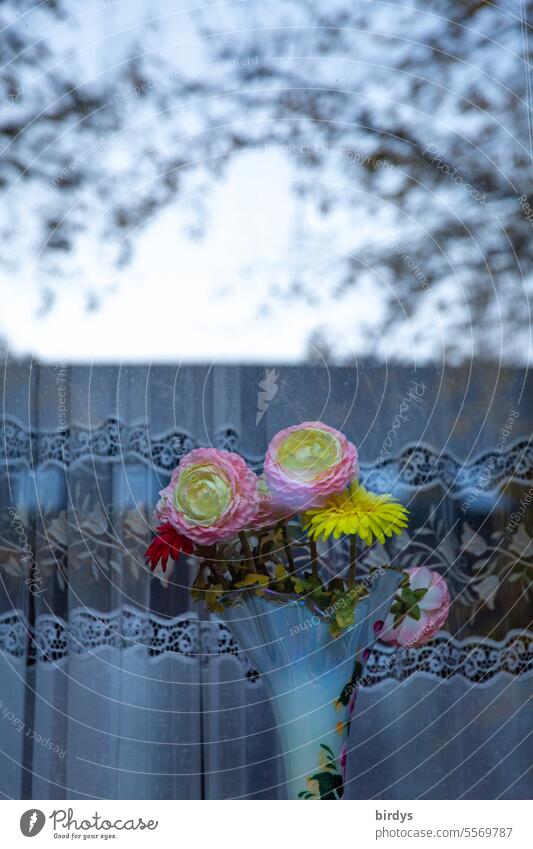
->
(0, 147), (398, 364)
(0, 0), (530, 366)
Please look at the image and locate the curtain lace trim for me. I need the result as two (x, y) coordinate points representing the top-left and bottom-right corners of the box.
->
(1, 416), (532, 494)
(0, 608), (530, 685)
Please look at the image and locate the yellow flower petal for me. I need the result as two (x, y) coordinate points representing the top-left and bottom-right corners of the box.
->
(301, 481), (408, 546)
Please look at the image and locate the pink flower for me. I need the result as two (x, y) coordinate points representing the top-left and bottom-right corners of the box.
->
(380, 566), (450, 648)
(251, 474), (293, 529)
(155, 448), (259, 545)
(263, 421), (358, 510)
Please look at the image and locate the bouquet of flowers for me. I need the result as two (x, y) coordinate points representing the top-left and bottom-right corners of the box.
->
(146, 421), (449, 645)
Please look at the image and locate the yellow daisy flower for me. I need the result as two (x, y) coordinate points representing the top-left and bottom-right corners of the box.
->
(302, 481), (409, 545)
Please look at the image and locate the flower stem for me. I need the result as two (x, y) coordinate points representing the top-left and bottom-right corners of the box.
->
(348, 535), (357, 589)
(281, 522), (295, 573)
(192, 560), (207, 592)
(255, 530), (269, 572)
(209, 561), (229, 590)
(226, 561), (239, 581)
(239, 531), (254, 571)
(310, 538), (319, 580)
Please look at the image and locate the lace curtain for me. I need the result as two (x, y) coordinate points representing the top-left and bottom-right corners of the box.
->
(0, 362), (531, 799)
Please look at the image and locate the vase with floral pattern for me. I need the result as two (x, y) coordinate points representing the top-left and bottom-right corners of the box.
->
(221, 568), (403, 799)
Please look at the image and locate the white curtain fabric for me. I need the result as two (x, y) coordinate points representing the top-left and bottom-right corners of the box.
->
(0, 362), (531, 799)
(348, 670), (531, 799)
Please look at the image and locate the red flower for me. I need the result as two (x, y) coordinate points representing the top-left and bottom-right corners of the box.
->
(145, 524), (193, 572)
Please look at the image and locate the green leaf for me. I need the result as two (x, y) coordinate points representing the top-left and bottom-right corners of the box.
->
(329, 621), (342, 638)
(319, 743), (338, 772)
(309, 771), (344, 800)
(235, 573), (270, 589)
(352, 661), (363, 683)
(204, 589), (224, 614)
(336, 683), (354, 707)
(291, 575), (313, 594)
(319, 743), (336, 759)
(392, 610), (408, 628)
(408, 604), (421, 621)
(334, 593), (358, 630)
(274, 564), (289, 582)
(335, 605), (355, 630)
(401, 587), (419, 607)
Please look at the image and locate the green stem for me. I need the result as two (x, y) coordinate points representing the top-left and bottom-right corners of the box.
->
(226, 561), (239, 581)
(239, 531), (254, 571)
(348, 535), (357, 589)
(208, 561), (229, 590)
(192, 560), (208, 592)
(281, 523), (295, 572)
(310, 538), (319, 580)
(255, 530), (269, 572)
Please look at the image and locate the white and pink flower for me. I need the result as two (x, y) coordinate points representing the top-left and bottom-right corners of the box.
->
(251, 474), (292, 529)
(380, 566), (450, 648)
(263, 421), (358, 510)
(155, 447), (259, 545)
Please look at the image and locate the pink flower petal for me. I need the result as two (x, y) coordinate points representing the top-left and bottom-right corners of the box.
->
(408, 566), (434, 591)
(395, 611), (431, 647)
(263, 421), (358, 510)
(156, 448), (259, 545)
(418, 578), (447, 611)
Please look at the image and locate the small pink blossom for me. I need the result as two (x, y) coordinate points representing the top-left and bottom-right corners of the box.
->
(263, 421), (358, 510)
(155, 448), (259, 545)
(339, 740), (348, 777)
(380, 566), (451, 648)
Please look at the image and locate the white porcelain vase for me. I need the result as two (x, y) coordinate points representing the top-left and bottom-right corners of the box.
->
(221, 568), (403, 799)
